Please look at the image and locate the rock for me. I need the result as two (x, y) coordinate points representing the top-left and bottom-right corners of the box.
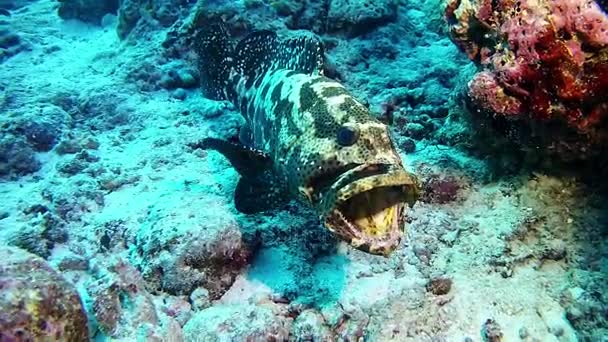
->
(0, 0), (34, 10)
(0, 246), (88, 340)
(56, 150), (100, 176)
(404, 122), (427, 140)
(57, 253), (89, 271)
(87, 259), (161, 337)
(57, 0), (120, 25)
(158, 226), (250, 298)
(481, 319), (503, 342)
(401, 137), (416, 154)
(327, 0), (398, 36)
(116, 0), (140, 39)
(422, 175), (463, 204)
(518, 327), (529, 339)
(117, 0), (192, 39)
(0, 135), (40, 177)
(426, 277), (452, 295)
(19, 119), (62, 152)
(189, 287), (211, 311)
(8, 207), (67, 259)
(160, 65), (198, 90)
(55, 139), (82, 155)
(0, 27), (28, 62)
(183, 303), (291, 341)
(292, 309), (334, 341)
(171, 88), (187, 100)
(541, 240), (567, 261)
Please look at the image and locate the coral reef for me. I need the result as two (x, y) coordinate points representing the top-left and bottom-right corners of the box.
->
(0, 246), (89, 340)
(445, 0), (608, 161)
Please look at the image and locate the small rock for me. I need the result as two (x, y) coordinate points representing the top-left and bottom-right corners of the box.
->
(481, 319), (503, 342)
(172, 88), (187, 100)
(56, 150), (99, 176)
(426, 277), (452, 295)
(548, 325), (564, 337)
(401, 137), (416, 154)
(190, 287), (211, 311)
(518, 327), (529, 339)
(541, 240), (567, 261)
(176, 70), (197, 88)
(405, 122), (426, 140)
(82, 136), (100, 150)
(57, 254), (89, 271)
(292, 309), (333, 341)
(55, 139), (82, 155)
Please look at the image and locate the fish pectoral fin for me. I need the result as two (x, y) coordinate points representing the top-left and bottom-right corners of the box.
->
(234, 172), (290, 214)
(193, 138), (288, 214)
(239, 124), (253, 147)
(195, 137), (271, 177)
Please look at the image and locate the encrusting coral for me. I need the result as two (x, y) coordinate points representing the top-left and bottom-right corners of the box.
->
(445, 0), (608, 160)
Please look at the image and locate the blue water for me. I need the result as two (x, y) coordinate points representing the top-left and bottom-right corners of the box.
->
(0, 0), (606, 340)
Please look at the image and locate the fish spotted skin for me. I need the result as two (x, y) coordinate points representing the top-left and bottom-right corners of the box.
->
(195, 23), (419, 255)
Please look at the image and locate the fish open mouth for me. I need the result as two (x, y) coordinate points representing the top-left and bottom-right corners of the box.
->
(314, 163), (419, 256)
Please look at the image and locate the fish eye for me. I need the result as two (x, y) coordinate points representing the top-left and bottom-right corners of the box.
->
(337, 125), (359, 146)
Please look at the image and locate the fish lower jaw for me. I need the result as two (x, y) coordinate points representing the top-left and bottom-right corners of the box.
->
(324, 206), (403, 257)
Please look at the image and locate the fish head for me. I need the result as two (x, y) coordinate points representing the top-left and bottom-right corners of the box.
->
(299, 118), (419, 256)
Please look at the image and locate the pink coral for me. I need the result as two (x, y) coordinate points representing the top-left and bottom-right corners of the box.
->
(445, 0), (608, 157)
(468, 71), (522, 116)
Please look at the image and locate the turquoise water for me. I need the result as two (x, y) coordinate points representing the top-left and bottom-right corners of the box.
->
(0, 0), (607, 340)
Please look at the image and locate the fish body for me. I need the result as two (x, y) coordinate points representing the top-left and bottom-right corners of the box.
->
(196, 23), (419, 256)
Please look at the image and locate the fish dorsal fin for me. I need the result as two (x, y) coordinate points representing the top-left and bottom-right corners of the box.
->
(195, 21), (234, 101)
(234, 30), (325, 81)
(198, 138), (289, 214)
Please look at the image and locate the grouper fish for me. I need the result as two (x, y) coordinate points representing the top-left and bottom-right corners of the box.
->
(195, 22), (419, 256)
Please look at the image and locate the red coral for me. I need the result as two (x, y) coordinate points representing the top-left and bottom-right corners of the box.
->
(446, 0), (608, 154)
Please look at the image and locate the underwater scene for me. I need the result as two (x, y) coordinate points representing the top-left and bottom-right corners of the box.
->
(1, 0), (608, 340)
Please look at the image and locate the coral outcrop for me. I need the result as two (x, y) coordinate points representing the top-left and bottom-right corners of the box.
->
(0, 246), (89, 340)
(445, 0), (608, 161)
